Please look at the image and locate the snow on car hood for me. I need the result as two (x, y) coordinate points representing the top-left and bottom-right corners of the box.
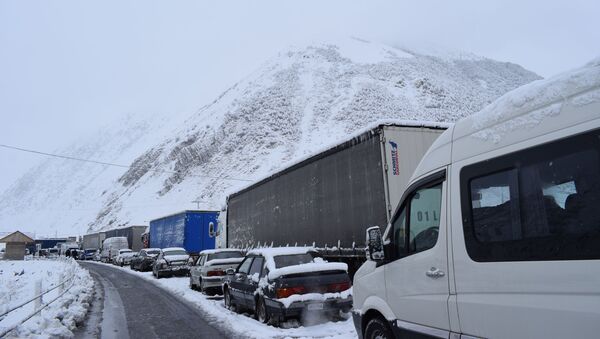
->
(268, 262), (348, 280)
(205, 258), (244, 267)
(164, 254), (189, 262)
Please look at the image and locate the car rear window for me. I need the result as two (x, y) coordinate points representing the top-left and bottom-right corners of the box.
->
(273, 253), (314, 268)
(208, 252), (243, 260)
(164, 250), (187, 256)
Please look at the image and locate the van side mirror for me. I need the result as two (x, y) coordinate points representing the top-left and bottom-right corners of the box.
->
(366, 226), (384, 261)
(208, 222), (216, 238)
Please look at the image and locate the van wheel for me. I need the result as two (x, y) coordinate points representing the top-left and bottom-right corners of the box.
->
(364, 317), (393, 339)
(255, 297), (269, 324)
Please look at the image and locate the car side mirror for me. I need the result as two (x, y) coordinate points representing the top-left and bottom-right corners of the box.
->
(366, 226), (384, 261)
(226, 268), (235, 275)
(208, 222), (216, 238)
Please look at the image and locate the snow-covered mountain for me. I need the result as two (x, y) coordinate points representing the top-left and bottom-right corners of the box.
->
(0, 38), (540, 236)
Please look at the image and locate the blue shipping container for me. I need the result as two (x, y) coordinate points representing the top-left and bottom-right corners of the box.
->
(149, 210), (218, 254)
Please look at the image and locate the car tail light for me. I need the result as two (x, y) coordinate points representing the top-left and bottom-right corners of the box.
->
(276, 286), (306, 299)
(207, 270), (225, 277)
(328, 281), (351, 293)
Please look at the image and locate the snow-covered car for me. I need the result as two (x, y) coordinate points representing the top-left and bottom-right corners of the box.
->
(190, 249), (244, 294)
(130, 248), (161, 271)
(114, 249), (135, 267)
(223, 247), (352, 326)
(152, 247), (190, 278)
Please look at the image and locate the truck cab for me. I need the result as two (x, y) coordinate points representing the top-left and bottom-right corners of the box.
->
(352, 59), (600, 339)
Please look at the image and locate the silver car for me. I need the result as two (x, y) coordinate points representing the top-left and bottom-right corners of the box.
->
(190, 249), (244, 295)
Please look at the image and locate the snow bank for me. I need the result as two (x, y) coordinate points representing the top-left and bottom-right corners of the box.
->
(0, 258), (94, 338)
(87, 261), (357, 338)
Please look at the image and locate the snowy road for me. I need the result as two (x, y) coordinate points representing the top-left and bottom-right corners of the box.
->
(79, 262), (227, 339)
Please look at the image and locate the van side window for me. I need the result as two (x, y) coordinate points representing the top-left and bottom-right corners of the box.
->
(390, 180), (443, 259)
(461, 129), (600, 262)
(470, 169), (521, 242)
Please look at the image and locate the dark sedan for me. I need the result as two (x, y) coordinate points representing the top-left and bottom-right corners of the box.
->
(130, 248), (161, 271)
(222, 247), (352, 326)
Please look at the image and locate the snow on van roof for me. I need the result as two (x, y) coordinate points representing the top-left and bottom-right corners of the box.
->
(457, 56), (600, 141)
(199, 248), (243, 255)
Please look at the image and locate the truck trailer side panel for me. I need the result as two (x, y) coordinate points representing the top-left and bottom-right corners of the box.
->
(150, 211), (217, 254)
(227, 130), (388, 249)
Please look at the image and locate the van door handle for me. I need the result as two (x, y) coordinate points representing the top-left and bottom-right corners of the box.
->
(426, 267), (445, 278)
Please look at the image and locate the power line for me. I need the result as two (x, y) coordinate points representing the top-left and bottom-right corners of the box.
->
(0, 143), (254, 183)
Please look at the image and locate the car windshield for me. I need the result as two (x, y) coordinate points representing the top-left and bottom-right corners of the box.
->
(164, 250), (187, 256)
(120, 250), (132, 254)
(146, 250), (160, 255)
(273, 253), (314, 268)
(208, 252), (243, 261)
(85, 250), (95, 254)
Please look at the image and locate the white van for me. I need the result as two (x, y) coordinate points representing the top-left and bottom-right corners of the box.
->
(353, 58), (600, 339)
(101, 236), (129, 263)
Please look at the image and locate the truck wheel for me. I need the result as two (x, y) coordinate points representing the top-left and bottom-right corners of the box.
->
(364, 317), (393, 339)
(255, 297), (269, 324)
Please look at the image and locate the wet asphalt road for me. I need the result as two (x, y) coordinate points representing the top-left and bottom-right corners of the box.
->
(78, 262), (226, 339)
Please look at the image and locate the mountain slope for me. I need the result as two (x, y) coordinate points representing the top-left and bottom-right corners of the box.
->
(0, 38), (541, 236)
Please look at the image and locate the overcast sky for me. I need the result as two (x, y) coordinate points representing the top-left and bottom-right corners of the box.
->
(1, 0), (599, 193)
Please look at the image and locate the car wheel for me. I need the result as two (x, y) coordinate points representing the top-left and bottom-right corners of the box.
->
(189, 277), (195, 290)
(199, 279), (206, 294)
(364, 317), (393, 339)
(224, 288), (237, 312)
(255, 297), (269, 324)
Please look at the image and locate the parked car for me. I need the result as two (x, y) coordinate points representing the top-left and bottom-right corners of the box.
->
(190, 249), (244, 294)
(223, 247), (352, 326)
(130, 248), (161, 271)
(152, 247), (190, 278)
(114, 249), (135, 267)
(47, 248), (59, 259)
(352, 60), (600, 339)
(101, 236), (129, 263)
(83, 248), (97, 260)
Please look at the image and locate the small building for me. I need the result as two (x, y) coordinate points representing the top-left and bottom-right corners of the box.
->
(0, 231), (34, 260)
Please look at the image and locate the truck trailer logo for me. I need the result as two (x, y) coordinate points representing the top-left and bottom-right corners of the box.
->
(389, 141), (400, 175)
